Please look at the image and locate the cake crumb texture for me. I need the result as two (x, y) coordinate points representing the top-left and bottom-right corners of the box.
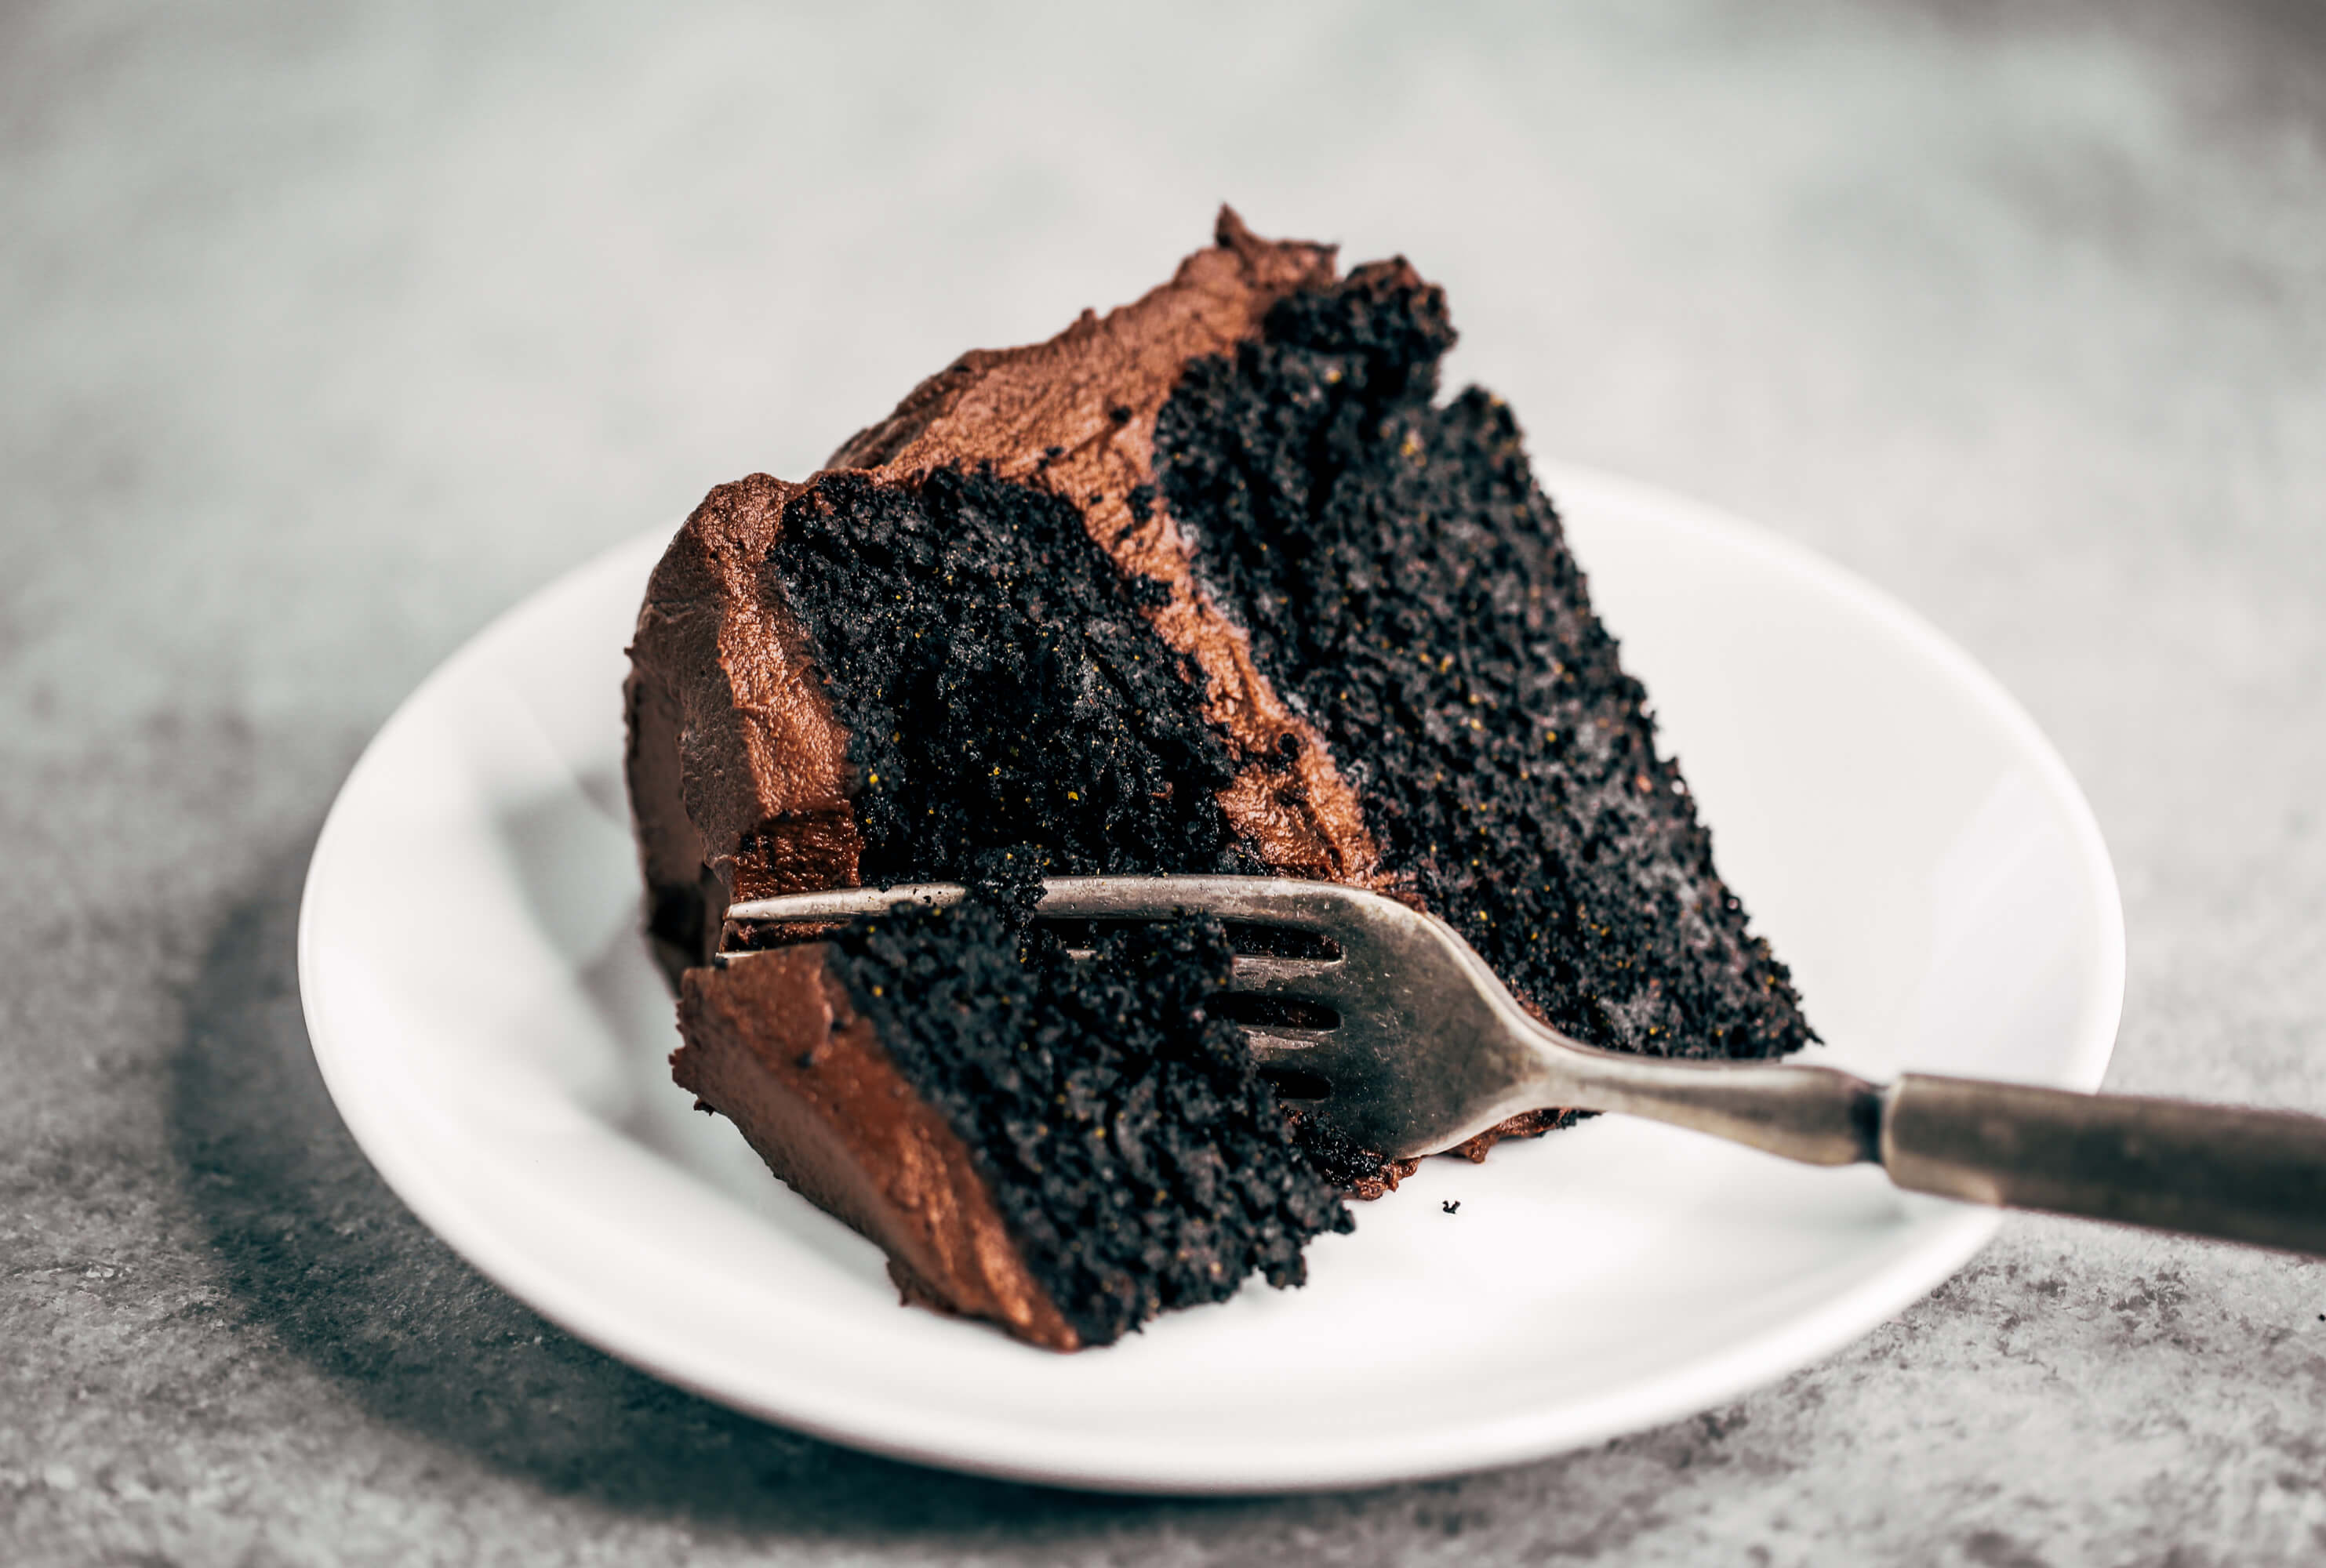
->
(767, 467), (1260, 887)
(1155, 260), (1814, 1065)
(827, 878), (1352, 1347)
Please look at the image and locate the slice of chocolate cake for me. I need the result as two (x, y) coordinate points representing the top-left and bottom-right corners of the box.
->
(625, 209), (1814, 1348)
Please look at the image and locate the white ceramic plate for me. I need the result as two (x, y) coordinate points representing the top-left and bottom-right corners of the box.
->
(299, 462), (2123, 1494)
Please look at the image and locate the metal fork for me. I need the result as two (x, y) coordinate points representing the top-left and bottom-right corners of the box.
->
(724, 875), (2326, 1256)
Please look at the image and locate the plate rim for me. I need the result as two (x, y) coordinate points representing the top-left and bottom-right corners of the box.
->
(297, 460), (2124, 1494)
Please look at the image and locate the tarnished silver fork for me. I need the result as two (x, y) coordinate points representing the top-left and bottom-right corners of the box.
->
(725, 875), (2326, 1256)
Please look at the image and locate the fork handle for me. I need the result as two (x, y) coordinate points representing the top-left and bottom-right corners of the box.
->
(1880, 1074), (2326, 1255)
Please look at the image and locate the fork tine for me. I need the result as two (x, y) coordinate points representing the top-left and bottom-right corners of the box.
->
(1026, 876), (1354, 930)
(1238, 1025), (1333, 1065)
(725, 884), (963, 925)
(1227, 953), (1339, 994)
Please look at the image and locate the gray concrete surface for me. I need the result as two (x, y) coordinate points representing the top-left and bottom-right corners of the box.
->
(5, 2), (2324, 1563)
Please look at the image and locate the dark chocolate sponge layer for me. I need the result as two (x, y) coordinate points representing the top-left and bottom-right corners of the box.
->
(766, 466), (1261, 885)
(827, 883), (1350, 1348)
(1154, 260), (1814, 1067)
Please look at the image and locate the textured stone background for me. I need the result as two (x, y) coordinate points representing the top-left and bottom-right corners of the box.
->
(5, 2), (2324, 1563)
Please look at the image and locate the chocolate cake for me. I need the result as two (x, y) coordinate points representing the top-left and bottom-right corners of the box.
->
(626, 209), (1814, 1348)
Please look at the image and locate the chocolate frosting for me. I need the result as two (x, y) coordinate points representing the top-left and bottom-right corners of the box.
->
(627, 472), (860, 924)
